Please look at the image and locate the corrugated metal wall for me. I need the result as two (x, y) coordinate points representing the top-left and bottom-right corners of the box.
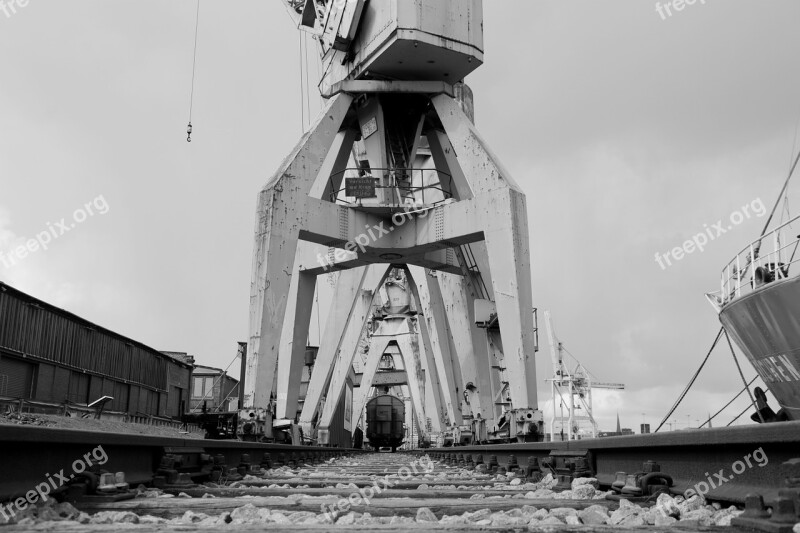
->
(0, 293), (168, 390)
(0, 284), (192, 418)
(0, 356), (35, 398)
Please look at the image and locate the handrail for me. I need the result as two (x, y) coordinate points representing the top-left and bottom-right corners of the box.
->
(729, 213), (800, 263)
(713, 213), (800, 307)
(329, 167), (453, 206)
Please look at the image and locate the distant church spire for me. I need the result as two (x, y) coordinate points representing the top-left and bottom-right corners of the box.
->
(616, 412), (621, 434)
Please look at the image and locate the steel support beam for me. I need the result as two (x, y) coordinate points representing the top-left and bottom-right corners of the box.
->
(437, 271), (495, 425)
(276, 270), (317, 419)
(405, 266), (450, 428)
(353, 318), (428, 441)
(246, 94), (354, 410)
(317, 266), (391, 432)
(371, 370), (409, 387)
(413, 267), (464, 425)
(299, 266), (369, 430)
(432, 94), (538, 411)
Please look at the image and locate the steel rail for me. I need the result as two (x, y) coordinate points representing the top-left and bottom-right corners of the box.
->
(424, 421), (800, 506)
(0, 426), (363, 502)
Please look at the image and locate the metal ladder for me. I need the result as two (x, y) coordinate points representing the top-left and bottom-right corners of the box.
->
(386, 127), (416, 205)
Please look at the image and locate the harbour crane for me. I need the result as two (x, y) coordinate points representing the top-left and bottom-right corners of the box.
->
(243, 0), (544, 444)
(543, 310), (624, 440)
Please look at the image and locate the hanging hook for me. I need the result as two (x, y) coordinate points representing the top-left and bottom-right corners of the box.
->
(187, 122), (193, 143)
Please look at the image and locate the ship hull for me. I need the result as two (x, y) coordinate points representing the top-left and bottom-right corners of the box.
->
(720, 276), (800, 420)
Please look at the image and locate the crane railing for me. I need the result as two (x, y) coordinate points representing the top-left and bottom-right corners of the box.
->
(329, 168), (453, 207)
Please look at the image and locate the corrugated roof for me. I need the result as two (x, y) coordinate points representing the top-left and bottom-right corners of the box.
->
(0, 281), (193, 369)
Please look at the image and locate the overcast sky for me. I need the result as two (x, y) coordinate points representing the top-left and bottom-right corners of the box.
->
(2, 1), (800, 432)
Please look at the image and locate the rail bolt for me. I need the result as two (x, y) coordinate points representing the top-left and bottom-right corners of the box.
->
(524, 456), (540, 479)
(97, 473), (118, 493)
(781, 458), (800, 488)
(488, 455), (499, 474)
(740, 494), (770, 519)
(621, 473), (643, 496)
(611, 472), (627, 493)
(114, 472), (129, 491)
(260, 453), (272, 470)
(642, 460), (660, 473)
(175, 473), (193, 486)
(159, 455), (176, 470)
(770, 490), (800, 524)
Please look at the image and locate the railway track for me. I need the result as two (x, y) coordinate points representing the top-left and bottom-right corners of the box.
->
(0, 425), (798, 531)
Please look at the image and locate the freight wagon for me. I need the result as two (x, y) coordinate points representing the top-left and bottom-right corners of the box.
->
(365, 394), (405, 452)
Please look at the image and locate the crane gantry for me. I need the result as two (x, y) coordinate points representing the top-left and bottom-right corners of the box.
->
(242, 0), (543, 445)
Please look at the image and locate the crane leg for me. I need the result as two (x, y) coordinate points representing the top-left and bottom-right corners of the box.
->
(437, 271), (496, 427)
(431, 94), (538, 416)
(246, 93), (353, 411)
(396, 324), (428, 442)
(300, 266), (369, 430)
(317, 266), (391, 435)
(406, 266), (461, 426)
(276, 270), (317, 419)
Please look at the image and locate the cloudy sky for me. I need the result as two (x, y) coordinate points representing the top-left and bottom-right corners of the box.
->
(2, 1), (800, 432)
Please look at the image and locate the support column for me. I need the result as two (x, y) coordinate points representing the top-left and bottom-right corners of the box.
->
(246, 94), (354, 409)
(437, 272), (495, 426)
(276, 270), (317, 419)
(483, 189), (537, 408)
(299, 266), (369, 428)
(318, 265), (391, 430)
(431, 94), (538, 411)
(396, 322), (428, 440)
(415, 268), (464, 424)
(405, 266), (452, 427)
(351, 330), (394, 424)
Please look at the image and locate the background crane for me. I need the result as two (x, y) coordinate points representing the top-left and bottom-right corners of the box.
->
(543, 310), (624, 440)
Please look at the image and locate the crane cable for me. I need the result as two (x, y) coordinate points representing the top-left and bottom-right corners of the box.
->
(304, 33), (312, 128)
(299, 32), (305, 132)
(187, 0), (201, 142)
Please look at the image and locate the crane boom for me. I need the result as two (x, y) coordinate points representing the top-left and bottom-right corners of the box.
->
(543, 309), (561, 375)
(592, 382), (625, 389)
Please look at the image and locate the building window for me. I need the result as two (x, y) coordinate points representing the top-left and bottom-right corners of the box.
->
(192, 376), (215, 399)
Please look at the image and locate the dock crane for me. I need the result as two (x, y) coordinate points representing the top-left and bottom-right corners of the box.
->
(243, 0), (543, 444)
(543, 310), (624, 440)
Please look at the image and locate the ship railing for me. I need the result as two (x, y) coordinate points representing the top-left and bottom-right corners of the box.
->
(711, 214), (800, 308)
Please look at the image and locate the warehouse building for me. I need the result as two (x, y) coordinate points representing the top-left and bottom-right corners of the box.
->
(0, 282), (193, 419)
